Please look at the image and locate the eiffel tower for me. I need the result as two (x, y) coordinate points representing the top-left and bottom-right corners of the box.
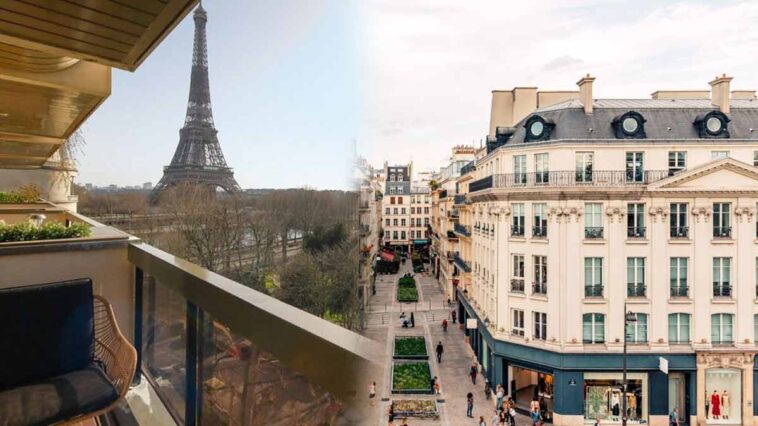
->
(149, 3), (240, 204)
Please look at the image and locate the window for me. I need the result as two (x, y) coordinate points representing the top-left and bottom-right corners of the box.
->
(711, 151), (729, 160)
(390, 197), (395, 205)
(393, 219), (398, 226)
(711, 313), (733, 345)
(583, 313), (605, 344)
(626, 313), (648, 344)
(668, 151), (686, 175)
(511, 309), (525, 336)
(514, 155), (527, 184)
(533, 255), (547, 294)
(384, 230), (390, 239)
(401, 219), (406, 226)
(401, 208), (406, 215)
(713, 202), (731, 238)
(393, 208), (398, 215)
(410, 207), (415, 214)
(668, 313), (690, 344)
(670, 203), (688, 238)
(627, 257), (646, 297)
(533, 203), (547, 237)
(713, 257), (732, 297)
(754, 151), (758, 167)
(670, 258), (688, 298)
(535, 153), (549, 184)
(584, 257), (603, 297)
(385, 218), (390, 226)
(400, 231), (406, 240)
(390, 174), (395, 182)
(424, 207), (429, 214)
(397, 197), (403, 203)
(534, 312), (547, 340)
(585, 203), (603, 238)
(512, 203), (525, 236)
(512, 254), (525, 292)
(576, 152), (593, 182)
(424, 217), (429, 225)
(416, 218), (421, 226)
(393, 231), (398, 239)
(385, 207), (390, 215)
(627, 203), (645, 237)
(625, 152), (644, 182)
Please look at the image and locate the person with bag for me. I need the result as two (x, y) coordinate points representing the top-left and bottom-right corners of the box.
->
(531, 407), (543, 426)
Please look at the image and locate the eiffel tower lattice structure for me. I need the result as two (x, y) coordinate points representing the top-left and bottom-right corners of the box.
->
(149, 4), (240, 204)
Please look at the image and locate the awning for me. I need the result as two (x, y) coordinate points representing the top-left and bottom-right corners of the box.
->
(379, 251), (395, 262)
(413, 239), (430, 244)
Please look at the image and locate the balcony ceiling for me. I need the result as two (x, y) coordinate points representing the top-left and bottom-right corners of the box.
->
(0, 0), (198, 168)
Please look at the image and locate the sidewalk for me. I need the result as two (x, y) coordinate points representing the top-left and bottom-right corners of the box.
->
(364, 261), (529, 426)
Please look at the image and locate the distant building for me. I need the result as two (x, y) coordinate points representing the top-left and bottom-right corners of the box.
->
(142, 182), (153, 190)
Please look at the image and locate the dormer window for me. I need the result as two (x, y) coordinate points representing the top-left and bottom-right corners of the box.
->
(694, 111), (730, 138)
(612, 111), (646, 139)
(524, 115), (555, 142)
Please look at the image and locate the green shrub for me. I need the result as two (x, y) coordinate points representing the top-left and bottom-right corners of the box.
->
(0, 186), (41, 203)
(0, 222), (91, 243)
(392, 362), (432, 393)
(398, 276), (415, 286)
(394, 336), (427, 357)
(397, 286), (418, 302)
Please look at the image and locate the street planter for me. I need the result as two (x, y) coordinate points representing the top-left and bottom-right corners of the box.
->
(393, 336), (428, 360)
(391, 399), (439, 418)
(397, 277), (418, 302)
(391, 361), (433, 394)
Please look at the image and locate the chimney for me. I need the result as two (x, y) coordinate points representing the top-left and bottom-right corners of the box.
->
(577, 74), (595, 115)
(709, 74), (733, 114)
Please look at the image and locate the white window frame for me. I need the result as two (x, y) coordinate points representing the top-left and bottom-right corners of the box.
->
(711, 313), (733, 345)
(583, 313), (605, 344)
(668, 313), (690, 344)
(534, 312), (547, 340)
(512, 309), (525, 337)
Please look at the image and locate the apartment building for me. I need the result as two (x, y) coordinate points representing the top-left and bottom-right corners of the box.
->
(381, 163), (433, 254)
(357, 158), (382, 304)
(454, 74), (758, 426)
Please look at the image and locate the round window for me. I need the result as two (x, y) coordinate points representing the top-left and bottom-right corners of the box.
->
(530, 120), (544, 137)
(706, 116), (723, 134)
(622, 117), (639, 134)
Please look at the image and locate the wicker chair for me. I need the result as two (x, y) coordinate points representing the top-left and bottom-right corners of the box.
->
(58, 295), (138, 425)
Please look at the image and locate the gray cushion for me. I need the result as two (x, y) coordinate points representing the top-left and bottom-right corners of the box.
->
(0, 364), (118, 426)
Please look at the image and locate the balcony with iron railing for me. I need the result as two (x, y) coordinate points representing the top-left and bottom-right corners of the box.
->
(670, 226), (689, 239)
(447, 209), (460, 219)
(670, 286), (689, 298)
(713, 226), (732, 238)
(584, 284), (603, 298)
(0, 202), (381, 425)
(584, 227), (604, 239)
(469, 170), (671, 192)
(454, 223), (471, 237)
(713, 283), (732, 298)
(510, 278), (525, 293)
(627, 284), (646, 298)
(532, 281), (547, 295)
(532, 226), (547, 238)
(446, 230), (458, 240)
(627, 226), (646, 238)
(510, 225), (524, 237)
(453, 253), (472, 273)
(453, 194), (466, 205)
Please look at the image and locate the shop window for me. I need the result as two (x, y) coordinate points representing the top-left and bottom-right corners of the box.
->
(705, 369), (741, 422)
(583, 313), (605, 344)
(584, 372), (648, 423)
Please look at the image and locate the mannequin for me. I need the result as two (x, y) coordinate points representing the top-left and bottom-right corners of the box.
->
(722, 390), (730, 420)
(705, 390), (710, 419)
(711, 390), (721, 419)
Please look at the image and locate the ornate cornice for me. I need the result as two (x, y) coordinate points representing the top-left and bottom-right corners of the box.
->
(605, 206), (626, 223)
(734, 205), (755, 223)
(696, 351), (755, 368)
(692, 206), (712, 223)
(648, 206), (669, 223)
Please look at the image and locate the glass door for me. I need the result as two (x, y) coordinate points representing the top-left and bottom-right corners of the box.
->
(669, 373), (686, 424)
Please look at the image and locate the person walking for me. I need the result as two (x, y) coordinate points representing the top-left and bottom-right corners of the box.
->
(410, 312), (415, 327)
(466, 392), (474, 418)
(531, 407), (542, 426)
(470, 364), (478, 384)
(435, 341), (444, 363)
(452, 310), (457, 324)
(496, 384), (504, 410)
(498, 408), (507, 426)
(442, 318), (448, 332)
(478, 415), (487, 426)
(491, 409), (500, 426)
(669, 408), (679, 426)
(484, 378), (492, 400)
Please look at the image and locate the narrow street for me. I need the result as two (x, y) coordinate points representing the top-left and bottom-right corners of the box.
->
(364, 261), (529, 425)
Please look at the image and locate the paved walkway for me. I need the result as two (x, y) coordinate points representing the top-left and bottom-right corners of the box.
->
(363, 262), (529, 426)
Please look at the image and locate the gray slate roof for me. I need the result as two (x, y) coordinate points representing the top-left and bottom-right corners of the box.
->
(505, 98), (758, 144)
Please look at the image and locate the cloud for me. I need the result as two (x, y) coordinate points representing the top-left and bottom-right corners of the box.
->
(357, 0), (758, 174)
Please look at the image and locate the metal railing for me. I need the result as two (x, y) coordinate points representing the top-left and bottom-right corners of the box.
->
(447, 209), (460, 218)
(627, 284), (646, 297)
(627, 226), (646, 238)
(511, 225), (524, 237)
(670, 286), (689, 298)
(438, 189), (448, 198)
(461, 161), (475, 175)
(584, 284), (603, 297)
(454, 223), (471, 237)
(670, 226), (689, 238)
(713, 284), (732, 297)
(128, 242), (381, 424)
(713, 226), (732, 238)
(532, 281), (547, 295)
(584, 227), (604, 239)
(446, 230), (458, 239)
(358, 201), (369, 210)
(453, 194), (466, 205)
(532, 226), (547, 238)
(481, 170), (670, 190)
(453, 253), (472, 272)
(510, 278), (525, 293)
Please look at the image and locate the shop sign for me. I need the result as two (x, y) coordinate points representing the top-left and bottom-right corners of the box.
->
(466, 318), (477, 329)
(659, 356), (668, 374)
(568, 379), (577, 386)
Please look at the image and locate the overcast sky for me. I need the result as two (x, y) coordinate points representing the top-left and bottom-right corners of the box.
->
(79, 1), (359, 190)
(357, 0), (758, 175)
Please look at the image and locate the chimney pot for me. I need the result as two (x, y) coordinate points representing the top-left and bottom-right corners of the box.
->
(709, 74), (733, 114)
(577, 74), (596, 115)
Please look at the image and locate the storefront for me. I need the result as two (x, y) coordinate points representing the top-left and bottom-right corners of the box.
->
(583, 372), (648, 423)
(511, 366), (555, 422)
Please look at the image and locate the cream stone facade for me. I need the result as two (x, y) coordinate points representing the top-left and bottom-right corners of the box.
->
(380, 162), (433, 254)
(443, 75), (758, 426)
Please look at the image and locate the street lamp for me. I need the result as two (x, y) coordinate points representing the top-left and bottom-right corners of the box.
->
(622, 307), (637, 426)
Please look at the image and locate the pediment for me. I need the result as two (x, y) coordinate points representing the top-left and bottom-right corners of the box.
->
(649, 158), (758, 193)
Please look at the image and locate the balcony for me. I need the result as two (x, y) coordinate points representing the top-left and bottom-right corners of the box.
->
(585, 227), (604, 239)
(447, 209), (460, 219)
(627, 284), (646, 298)
(469, 175), (493, 192)
(670, 226), (689, 238)
(359, 224), (370, 236)
(670, 286), (689, 298)
(358, 201), (370, 211)
(713, 284), (732, 298)
(584, 285), (603, 298)
(532, 226), (547, 238)
(713, 226), (732, 238)
(481, 170), (670, 190)
(0, 203), (380, 425)
(532, 281), (547, 295)
(454, 223), (471, 237)
(453, 194), (466, 205)
(627, 226), (646, 238)
(461, 161), (475, 175)
(453, 253), (471, 273)
(510, 225), (524, 237)
(510, 278), (525, 293)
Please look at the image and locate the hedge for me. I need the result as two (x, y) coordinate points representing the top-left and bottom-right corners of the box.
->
(0, 222), (91, 243)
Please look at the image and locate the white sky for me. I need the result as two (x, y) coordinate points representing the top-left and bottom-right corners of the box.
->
(356, 0), (758, 174)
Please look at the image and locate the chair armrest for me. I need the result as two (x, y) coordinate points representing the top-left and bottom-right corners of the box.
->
(93, 295), (137, 400)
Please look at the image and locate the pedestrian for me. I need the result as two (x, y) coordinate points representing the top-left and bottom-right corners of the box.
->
(484, 378), (491, 399)
(435, 341), (444, 363)
(491, 409), (500, 426)
(410, 312), (415, 327)
(594, 416), (601, 426)
(466, 392), (474, 418)
(669, 408), (679, 426)
(498, 408), (506, 426)
(479, 415), (487, 426)
(447, 297), (452, 307)
(470, 364), (477, 384)
(434, 378), (441, 394)
(508, 400), (517, 426)
(496, 384), (504, 410)
(531, 407), (542, 426)
(452, 310), (457, 324)
(369, 381), (376, 398)
(442, 318), (448, 332)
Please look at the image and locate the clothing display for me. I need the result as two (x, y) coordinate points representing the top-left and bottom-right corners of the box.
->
(711, 393), (721, 417)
